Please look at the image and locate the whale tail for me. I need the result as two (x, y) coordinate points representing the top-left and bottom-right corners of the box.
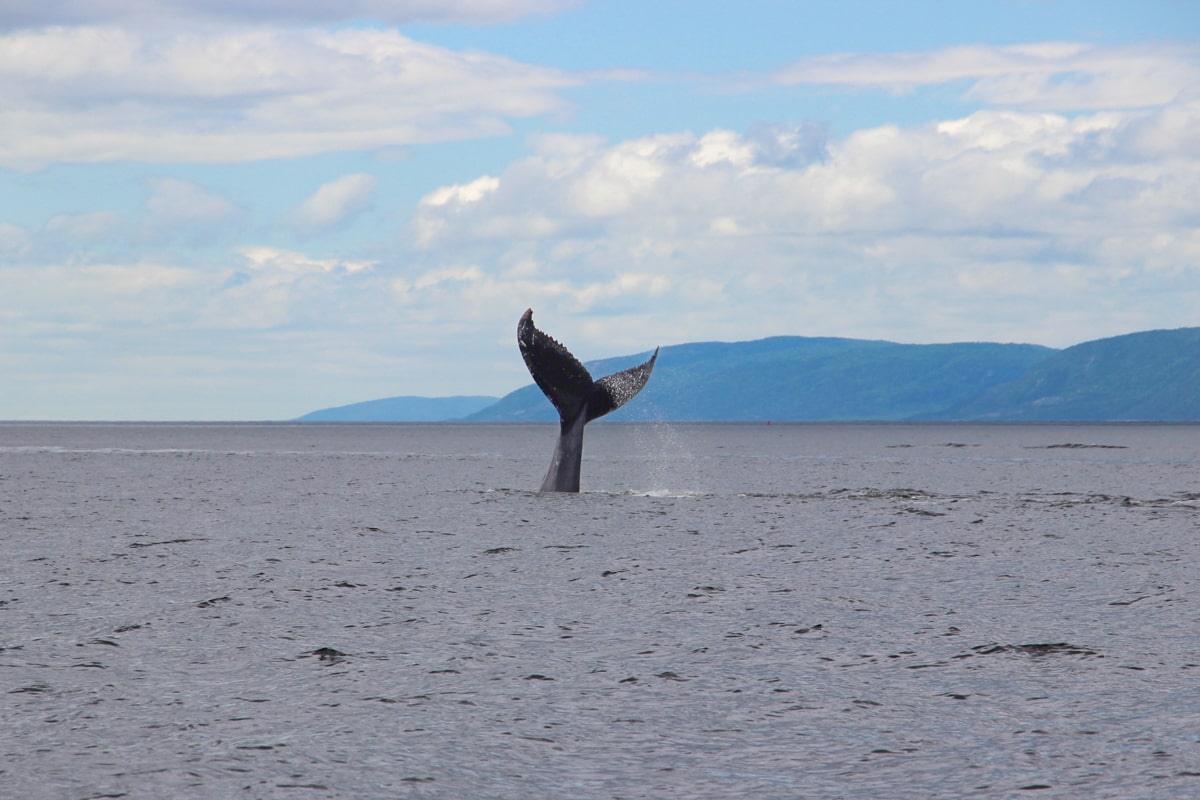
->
(518, 308), (658, 492)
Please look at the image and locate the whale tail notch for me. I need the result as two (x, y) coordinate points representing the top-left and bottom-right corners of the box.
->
(517, 308), (658, 492)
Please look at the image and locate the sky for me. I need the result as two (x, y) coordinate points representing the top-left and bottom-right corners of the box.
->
(1, 1), (1199, 420)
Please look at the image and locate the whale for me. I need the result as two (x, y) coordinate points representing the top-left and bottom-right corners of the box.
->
(517, 309), (659, 492)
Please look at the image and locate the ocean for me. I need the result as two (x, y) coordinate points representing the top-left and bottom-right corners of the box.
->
(2, 422), (1198, 799)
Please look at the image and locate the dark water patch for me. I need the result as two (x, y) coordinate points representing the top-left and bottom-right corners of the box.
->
(1031, 443), (1128, 449)
(127, 537), (204, 548)
(964, 643), (1100, 658)
(904, 506), (947, 517)
(306, 647), (348, 663)
(1023, 491), (1144, 508)
(1109, 587), (1174, 606)
(829, 487), (942, 501)
(740, 486), (958, 503)
(1148, 492), (1200, 509)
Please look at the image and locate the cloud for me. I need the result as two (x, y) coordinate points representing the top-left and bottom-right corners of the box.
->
(46, 211), (122, 241)
(0, 242), (380, 375)
(0, 260), (207, 340)
(0, 245), (397, 418)
(201, 246), (379, 329)
(290, 173), (378, 232)
(142, 177), (240, 243)
(420, 175), (502, 208)
(407, 98), (1200, 348)
(0, 26), (577, 169)
(0, 221), (32, 256)
(146, 178), (237, 223)
(0, 1), (579, 28)
(773, 42), (1200, 111)
(238, 245), (374, 276)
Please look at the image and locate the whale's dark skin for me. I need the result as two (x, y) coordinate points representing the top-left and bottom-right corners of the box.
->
(518, 309), (658, 493)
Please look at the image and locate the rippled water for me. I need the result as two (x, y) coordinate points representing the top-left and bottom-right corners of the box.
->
(2, 422), (1199, 799)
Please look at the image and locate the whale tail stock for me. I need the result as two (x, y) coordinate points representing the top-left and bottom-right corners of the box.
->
(517, 308), (658, 492)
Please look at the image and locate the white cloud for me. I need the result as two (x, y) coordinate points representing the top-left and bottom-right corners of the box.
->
(774, 42), (1200, 111)
(146, 178), (237, 223)
(45, 211), (122, 241)
(238, 245), (375, 276)
(413, 265), (485, 290)
(0, 221), (31, 256)
(414, 175), (502, 246)
(688, 130), (756, 169)
(291, 173), (378, 232)
(419, 175), (501, 208)
(198, 246), (379, 329)
(0, 261), (207, 336)
(566, 134), (684, 217)
(0, 1), (579, 28)
(142, 177), (240, 243)
(408, 97), (1200, 348)
(0, 244), (377, 345)
(0, 26), (576, 168)
(0, 247), (401, 419)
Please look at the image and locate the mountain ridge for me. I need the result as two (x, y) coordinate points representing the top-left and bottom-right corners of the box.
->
(295, 327), (1200, 422)
(296, 395), (498, 422)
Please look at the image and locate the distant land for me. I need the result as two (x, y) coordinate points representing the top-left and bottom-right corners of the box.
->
(295, 327), (1200, 422)
(295, 395), (498, 422)
(928, 327), (1200, 421)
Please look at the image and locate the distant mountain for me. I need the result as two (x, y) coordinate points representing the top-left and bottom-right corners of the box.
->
(296, 395), (498, 422)
(930, 328), (1200, 420)
(296, 327), (1200, 423)
(465, 336), (1056, 422)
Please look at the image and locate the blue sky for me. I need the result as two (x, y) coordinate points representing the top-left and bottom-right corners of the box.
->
(1, 1), (1198, 419)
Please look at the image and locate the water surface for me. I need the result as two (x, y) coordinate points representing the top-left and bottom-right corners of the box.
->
(2, 423), (1198, 798)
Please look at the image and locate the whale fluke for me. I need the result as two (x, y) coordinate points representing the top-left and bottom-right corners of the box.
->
(518, 308), (658, 492)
